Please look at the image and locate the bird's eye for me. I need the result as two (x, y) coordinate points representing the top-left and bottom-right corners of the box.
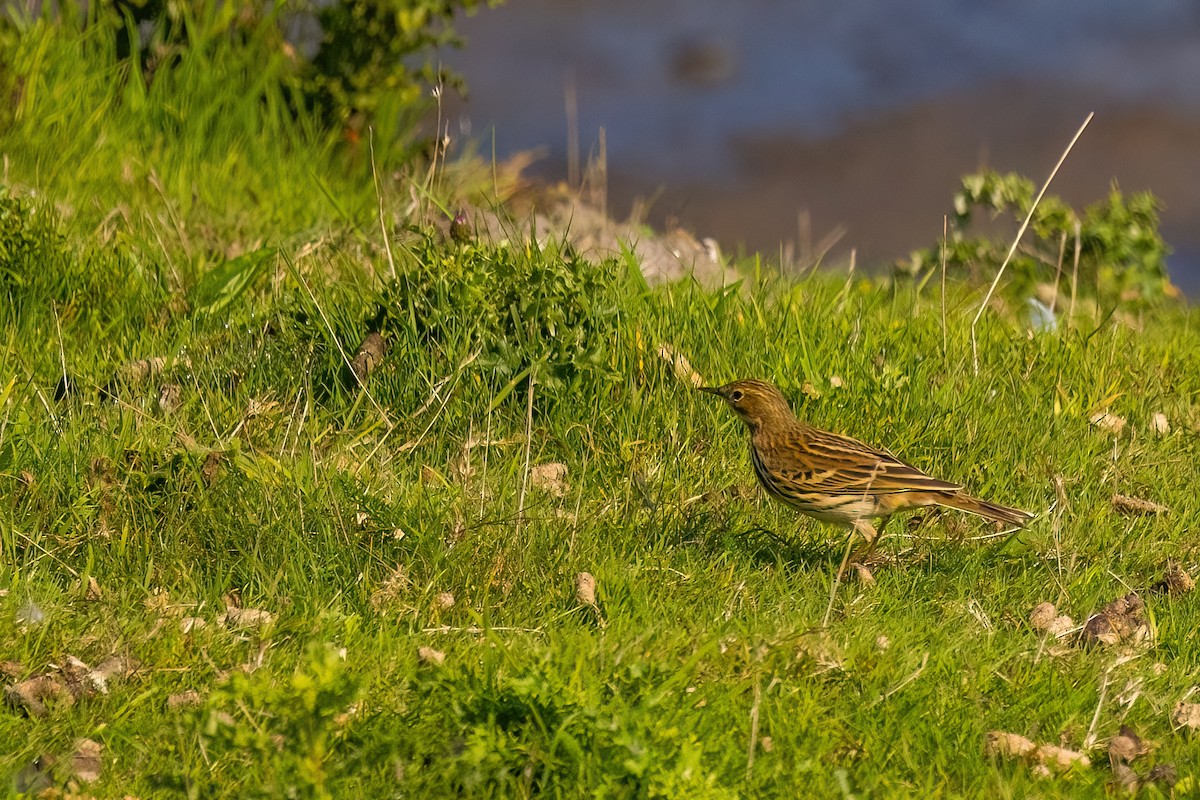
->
(730, 390), (744, 402)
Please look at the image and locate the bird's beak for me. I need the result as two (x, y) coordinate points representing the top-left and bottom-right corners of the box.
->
(697, 386), (722, 396)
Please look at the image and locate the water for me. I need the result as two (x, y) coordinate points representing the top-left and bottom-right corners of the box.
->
(443, 0), (1200, 286)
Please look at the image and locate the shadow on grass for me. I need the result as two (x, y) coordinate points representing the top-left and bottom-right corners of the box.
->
(672, 502), (1037, 582)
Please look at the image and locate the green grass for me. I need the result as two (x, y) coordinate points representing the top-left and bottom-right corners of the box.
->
(3, 12), (1200, 800)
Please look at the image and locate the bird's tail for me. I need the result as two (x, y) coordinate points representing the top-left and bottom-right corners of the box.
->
(936, 492), (1033, 527)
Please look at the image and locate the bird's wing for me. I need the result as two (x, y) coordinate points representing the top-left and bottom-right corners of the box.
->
(789, 426), (962, 495)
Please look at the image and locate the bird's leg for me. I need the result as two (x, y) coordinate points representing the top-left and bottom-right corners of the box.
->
(847, 518), (881, 564)
(856, 516), (891, 562)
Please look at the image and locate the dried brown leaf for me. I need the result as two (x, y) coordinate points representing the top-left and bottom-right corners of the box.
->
(1110, 763), (1139, 795)
(201, 450), (223, 484)
(1111, 494), (1169, 516)
(575, 572), (598, 607)
(220, 606), (276, 630)
(657, 343), (704, 388)
(1171, 700), (1200, 729)
(530, 462), (569, 497)
(417, 646), (445, 666)
(158, 383), (182, 414)
(1146, 762), (1178, 788)
(1150, 412), (1171, 436)
(369, 565), (411, 612)
(985, 731), (1037, 759)
(420, 464), (447, 487)
(71, 738), (103, 783)
(167, 690), (203, 710)
(1034, 744), (1090, 771)
(1090, 410), (1127, 435)
(985, 731), (1090, 771)
(144, 588), (173, 615)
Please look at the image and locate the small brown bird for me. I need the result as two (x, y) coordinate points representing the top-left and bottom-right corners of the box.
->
(700, 379), (1032, 558)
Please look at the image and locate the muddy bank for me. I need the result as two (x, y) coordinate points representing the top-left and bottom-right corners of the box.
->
(601, 81), (1200, 289)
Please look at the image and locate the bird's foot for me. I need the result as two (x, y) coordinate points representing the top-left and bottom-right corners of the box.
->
(852, 562), (876, 585)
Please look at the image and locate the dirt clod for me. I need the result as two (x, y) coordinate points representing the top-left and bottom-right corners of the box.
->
(349, 332), (387, 386)
(1080, 593), (1147, 648)
(4, 675), (74, 717)
(1030, 602), (1075, 638)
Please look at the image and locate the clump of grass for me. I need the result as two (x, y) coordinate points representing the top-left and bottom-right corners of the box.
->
(901, 169), (1174, 306)
(378, 231), (643, 404)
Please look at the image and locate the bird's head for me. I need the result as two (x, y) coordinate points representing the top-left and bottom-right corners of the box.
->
(699, 379), (795, 432)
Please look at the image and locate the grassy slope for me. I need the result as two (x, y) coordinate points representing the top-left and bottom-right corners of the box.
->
(3, 15), (1200, 800)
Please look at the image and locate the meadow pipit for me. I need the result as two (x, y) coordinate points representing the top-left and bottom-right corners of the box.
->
(701, 379), (1032, 615)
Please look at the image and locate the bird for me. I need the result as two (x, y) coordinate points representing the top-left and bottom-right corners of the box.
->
(699, 378), (1032, 575)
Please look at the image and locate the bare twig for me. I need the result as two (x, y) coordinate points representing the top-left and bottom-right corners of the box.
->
(880, 652), (930, 702)
(1049, 230), (1067, 314)
(1083, 671), (1110, 751)
(746, 680), (762, 779)
(1068, 219), (1082, 324)
(565, 71), (579, 189)
(52, 303), (68, 412)
(971, 112), (1093, 373)
(940, 215), (948, 354)
(835, 248), (857, 314)
(515, 371), (536, 538)
(368, 128), (397, 283)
